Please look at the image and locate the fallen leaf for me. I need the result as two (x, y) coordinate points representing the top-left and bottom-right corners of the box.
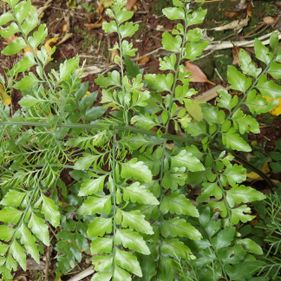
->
(44, 37), (59, 58)
(247, 162), (270, 180)
(232, 46), (240, 65)
(0, 83), (11, 106)
(263, 16), (275, 25)
(137, 55), (150, 65)
(127, 0), (138, 10)
(194, 85), (225, 102)
(224, 11), (240, 19)
(185, 61), (213, 84)
(212, 16), (249, 32)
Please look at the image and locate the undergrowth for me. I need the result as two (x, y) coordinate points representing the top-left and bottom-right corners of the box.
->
(0, 0), (281, 280)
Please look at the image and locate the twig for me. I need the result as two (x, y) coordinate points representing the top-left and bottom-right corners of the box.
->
(67, 267), (94, 281)
(206, 30), (281, 51)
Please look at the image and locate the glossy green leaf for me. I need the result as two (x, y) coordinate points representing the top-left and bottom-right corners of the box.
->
(10, 240), (26, 270)
(119, 210), (154, 235)
(1, 37), (26, 55)
(226, 185), (265, 208)
(41, 195), (60, 228)
(87, 217), (112, 238)
(161, 218), (202, 240)
(115, 248), (142, 277)
(79, 195), (112, 216)
(79, 176), (106, 196)
(171, 149), (205, 172)
(28, 213), (50, 246)
(160, 193), (199, 217)
(123, 182), (159, 205)
(227, 66), (252, 93)
(115, 229), (150, 255)
(162, 7), (185, 20)
(162, 32), (182, 52)
(121, 160), (153, 183)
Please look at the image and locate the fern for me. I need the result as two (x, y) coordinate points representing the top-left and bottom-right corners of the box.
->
(0, 0), (281, 280)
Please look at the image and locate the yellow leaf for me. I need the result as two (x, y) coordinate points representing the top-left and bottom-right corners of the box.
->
(44, 37), (59, 58)
(247, 162), (270, 181)
(265, 96), (281, 116)
(0, 83), (11, 106)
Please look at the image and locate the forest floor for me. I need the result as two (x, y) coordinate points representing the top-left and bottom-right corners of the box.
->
(0, 0), (281, 280)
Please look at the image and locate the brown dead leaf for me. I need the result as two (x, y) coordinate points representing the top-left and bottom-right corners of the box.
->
(224, 11), (239, 19)
(212, 16), (249, 32)
(185, 61), (214, 84)
(263, 16), (275, 25)
(232, 46), (240, 65)
(127, 0), (138, 10)
(137, 55), (151, 65)
(246, 2), (253, 17)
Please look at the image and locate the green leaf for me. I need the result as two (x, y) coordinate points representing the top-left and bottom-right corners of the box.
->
(161, 218), (202, 240)
(59, 57), (79, 81)
(79, 195), (112, 216)
(0, 190), (25, 208)
(103, 21), (118, 33)
(218, 89), (238, 111)
(269, 62), (281, 79)
(256, 78), (281, 99)
(9, 52), (36, 75)
(41, 195), (60, 228)
(246, 89), (276, 114)
(0, 12), (13, 26)
(0, 22), (19, 39)
(85, 107), (106, 122)
(19, 95), (40, 107)
(119, 22), (138, 38)
(227, 66), (252, 93)
(239, 49), (261, 78)
(14, 74), (38, 91)
(10, 240), (26, 270)
(185, 99), (203, 121)
(91, 237), (113, 255)
(185, 40), (208, 61)
(92, 255), (113, 272)
(87, 217), (112, 238)
(160, 193), (199, 217)
(121, 159), (153, 183)
(0, 207), (22, 224)
(28, 213), (50, 246)
(116, 10), (134, 24)
(115, 229), (150, 255)
(113, 266), (131, 281)
(226, 185), (265, 208)
(28, 24), (48, 48)
(171, 149), (205, 172)
(91, 272), (112, 281)
(231, 205), (255, 225)
(162, 32), (182, 52)
(197, 182), (222, 203)
(186, 8), (207, 26)
(79, 176), (106, 196)
(159, 54), (177, 71)
(224, 164), (246, 187)
(237, 238), (263, 255)
(123, 182), (159, 206)
(162, 7), (185, 20)
(254, 39), (272, 64)
(161, 239), (193, 259)
(19, 224), (40, 263)
(1, 37), (26, 55)
(131, 115), (156, 130)
(145, 73), (174, 92)
(212, 227), (236, 250)
(0, 225), (14, 241)
(222, 130), (252, 152)
(74, 154), (99, 170)
(115, 248), (142, 277)
(119, 210), (154, 235)
(233, 109), (260, 134)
